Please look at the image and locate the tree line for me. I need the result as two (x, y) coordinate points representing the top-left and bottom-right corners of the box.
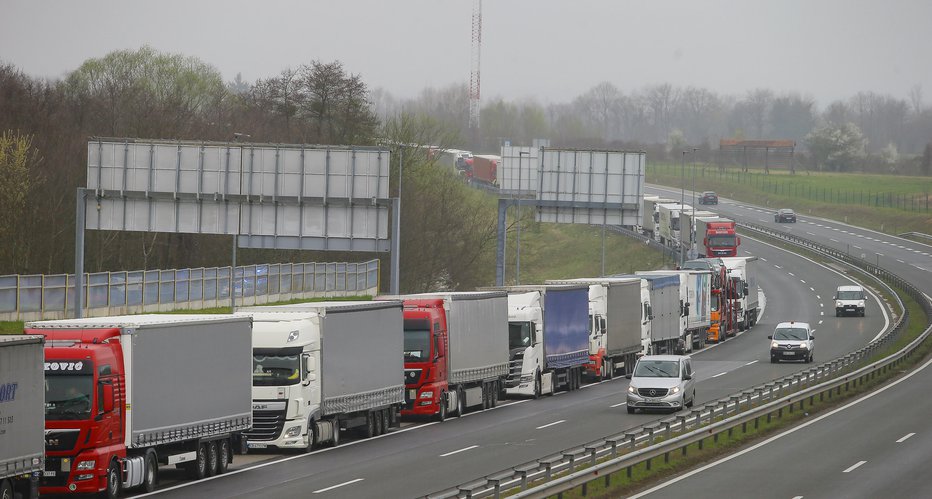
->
(2, 46), (930, 283)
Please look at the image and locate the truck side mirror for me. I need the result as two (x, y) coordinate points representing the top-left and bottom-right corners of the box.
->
(303, 355), (316, 383)
(102, 383), (114, 412)
(684, 304), (690, 317)
(600, 318), (607, 333)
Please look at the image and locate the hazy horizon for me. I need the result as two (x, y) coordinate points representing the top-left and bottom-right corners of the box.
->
(2, 0), (930, 106)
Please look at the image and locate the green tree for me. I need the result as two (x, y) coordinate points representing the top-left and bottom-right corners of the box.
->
(0, 131), (44, 272)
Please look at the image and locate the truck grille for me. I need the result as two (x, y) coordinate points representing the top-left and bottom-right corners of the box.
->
(42, 457), (70, 487)
(45, 429), (80, 451)
(404, 369), (422, 385)
(637, 388), (669, 397)
(244, 410), (286, 441)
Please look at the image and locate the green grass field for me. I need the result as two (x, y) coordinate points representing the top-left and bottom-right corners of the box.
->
(649, 163), (932, 234)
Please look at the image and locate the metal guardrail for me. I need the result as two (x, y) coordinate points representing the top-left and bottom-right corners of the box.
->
(426, 224), (932, 499)
(898, 231), (932, 243)
(0, 260), (380, 322)
(609, 225), (681, 263)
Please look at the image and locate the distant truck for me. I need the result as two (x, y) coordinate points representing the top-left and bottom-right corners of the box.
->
(26, 315), (253, 497)
(721, 256), (760, 330)
(696, 217), (740, 258)
(614, 274), (684, 354)
(637, 270), (712, 351)
(239, 301), (405, 451)
(658, 203), (691, 248)
(0, 335), (44, 499)
(546, 278), (648, 379)
(642, 196), (677, 240)
(377, 292), (509, 421)
(499, 285), (590, 397)
(681, 210), (717, 253)
(468, 154), (500, 186)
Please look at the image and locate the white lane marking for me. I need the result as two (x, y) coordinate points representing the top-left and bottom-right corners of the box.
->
(792, 496), (804, 499)
(536, 420), (566, 430)
(817, 295), (821, 300)
(760, 257), (768, 262)
(800, 280), (806, 284)
(807, 232), (815, 235)
(745, 360), (759, 366)
(788, 272), (795, 276)
(853, 245), (862, 249)
(897, 259), (905, 263)
(821, 312), (824, 316)
(820, 303), (824, 307)
(843, 461), (867, 473)
(774, 265), (782, 269)
(830, 238), (839, 242)
(459, 398), (531, 418)
(819, 320), (823, 324)
(610, 402), (627, 408)
(877, 253), (884, 256)
(628, 357), (932, 499)
(711, 372), (728, 378)
(810, 287), (815, 291)
(896, 433), (916, 443)
(313, 478), (364, 494)
(440, 445), (479, 457)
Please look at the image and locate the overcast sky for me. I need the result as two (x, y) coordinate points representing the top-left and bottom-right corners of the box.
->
(2, 0), (930, 106)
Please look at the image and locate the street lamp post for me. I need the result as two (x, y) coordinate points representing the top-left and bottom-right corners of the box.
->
(517, 151), (529, 285)
(691, 147), (698, 259)
(680, 150), (687, 267)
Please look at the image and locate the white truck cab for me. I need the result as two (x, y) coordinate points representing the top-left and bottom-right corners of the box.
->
(506, 292), (555, 398)
(834, 285), (866, 317)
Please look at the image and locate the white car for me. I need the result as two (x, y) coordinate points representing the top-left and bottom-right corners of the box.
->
(769, 321), (814, 363)
(835, 285), (866, 317)
(625, 355), (695, 414)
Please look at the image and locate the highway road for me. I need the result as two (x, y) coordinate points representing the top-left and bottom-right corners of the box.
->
(632, 355), (932, 499)
(142, 216), (889, 497)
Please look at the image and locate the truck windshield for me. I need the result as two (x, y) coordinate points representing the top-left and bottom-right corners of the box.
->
(633, 360), (679, 378)
(404, 328), (431, 362)
(509, 322), (533, 350)
(708, 235), (737, 247)
(253, 352), (301, 386)
(837, 290), (863, 300)
(45, 375), (93, 420)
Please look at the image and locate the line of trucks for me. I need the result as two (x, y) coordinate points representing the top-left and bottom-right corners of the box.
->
(1, 257), (759, 497)
(642, 195), (741, 259)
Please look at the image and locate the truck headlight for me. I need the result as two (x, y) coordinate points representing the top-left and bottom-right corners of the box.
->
(627, 385), (636, 394)
(836, 301), (842, 308)
(284, 425), (302, 437)
(419, 391), (434, 399)
(76, 460), (96, 470)
(771, 342), (779, 349)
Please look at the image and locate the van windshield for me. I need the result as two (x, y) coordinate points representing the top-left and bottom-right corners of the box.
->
(633, 360), (679, 378)
(773, 328), (809, 341)
(837, 290), (863, 300)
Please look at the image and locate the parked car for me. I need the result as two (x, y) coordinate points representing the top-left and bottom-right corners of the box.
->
(769, 321), (814, 363)
(835, 285), (867, 317)
(625, 355), (695, 413)
(774, 208), (796, 223)
(699, 191), (718, 205)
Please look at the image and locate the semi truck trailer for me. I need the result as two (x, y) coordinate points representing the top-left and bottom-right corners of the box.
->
(26, 315), (253, 497)
(637, 270), (712, 351)
(498, 285), (590, 397)
(614, 274), (683, 354)
(546, 278), (647, 379)
(0, 335), (44, 499)
(377, 292), (509, 421)
(721, 256), (760, 330)
(238, 301), (405, 451)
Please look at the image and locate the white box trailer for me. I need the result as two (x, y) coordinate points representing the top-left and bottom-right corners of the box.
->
(637, 270), (712, 351)
(721, 256), (760, 330)
(546, 278), (646, 378)
(238, 301), (405, 448)
(642, 196), (676, 238)
(613, 274), (684, 354)
(658, 203), (691, 248)
(681, 210), (718, 250)
(0, 335), (44, 499)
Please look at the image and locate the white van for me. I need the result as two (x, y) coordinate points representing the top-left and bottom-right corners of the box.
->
(834, 285), (866, 317)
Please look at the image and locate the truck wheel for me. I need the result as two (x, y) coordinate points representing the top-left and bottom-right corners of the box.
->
(380, 410), (391, 435)
(490, 383), (498, 407)
(0, 480), (13, 499)
(482, 384), (490, 410)
(218, 438), (231, 473)
(436, 393), (447, 422)
(142, 450), (158, 492)
(304, 422), (316, 453)
(362, 412), (376, 438)
(533, 375), (541, 399)
(101, 461), (122, 499)
(606, 359), (614, 380)
(331, 421), (341, 447)
(206, 441), (219, 477)
(186, 443), (209, 480)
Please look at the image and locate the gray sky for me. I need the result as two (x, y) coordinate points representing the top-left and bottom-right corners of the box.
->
(2, 0), (930, 105)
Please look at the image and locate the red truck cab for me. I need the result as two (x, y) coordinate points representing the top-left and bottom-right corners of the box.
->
(702, 220), (739, 257)
(32, 328), (124, 497)
(401, 299), (449, 419)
